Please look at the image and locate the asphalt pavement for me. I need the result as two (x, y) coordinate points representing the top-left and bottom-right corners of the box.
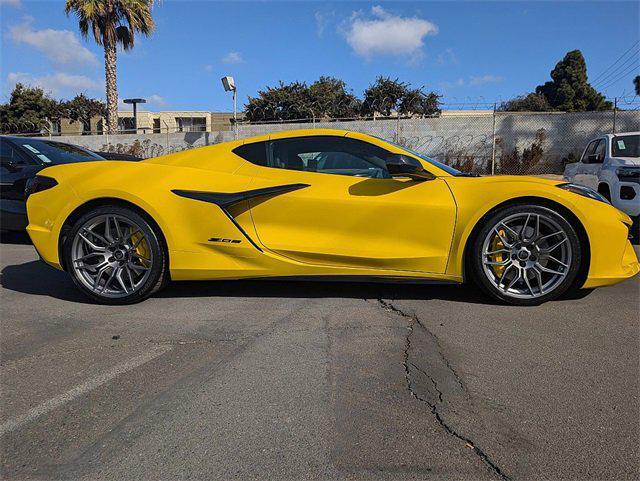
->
(1, 235), (638, 480)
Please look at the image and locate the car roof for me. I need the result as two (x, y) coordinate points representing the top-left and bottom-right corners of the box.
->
(1, 135), (70, 144)
(601, 131), (640, 139)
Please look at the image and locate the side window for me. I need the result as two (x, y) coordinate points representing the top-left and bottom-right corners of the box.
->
(581, 140), (598, 162)
(0, 140), (30, 165)
(233, 141), (268, 166)
(593, 140), (606, 162)
(268, 136), (391, 178)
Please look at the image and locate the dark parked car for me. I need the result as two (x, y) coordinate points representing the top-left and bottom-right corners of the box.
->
(0, 136), (135, 231)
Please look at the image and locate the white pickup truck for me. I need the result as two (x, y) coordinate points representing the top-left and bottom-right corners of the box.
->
(564, 132), (639, 227)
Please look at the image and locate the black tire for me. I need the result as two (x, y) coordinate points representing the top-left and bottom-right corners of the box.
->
(63, 205), (168, 305)
(469, 204), (583, 306)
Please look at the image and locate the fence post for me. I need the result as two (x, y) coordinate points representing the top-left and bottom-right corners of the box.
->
(612, 97), (617, 134)
(162, 120), (169, 149)
(491, 103), (497, 175)
(395, 115), (400, 142)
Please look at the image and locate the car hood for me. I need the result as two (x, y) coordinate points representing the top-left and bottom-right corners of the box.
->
(612, 157), (640, 166)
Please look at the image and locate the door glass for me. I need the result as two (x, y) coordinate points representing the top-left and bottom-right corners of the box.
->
(581, 140), (598, 162)
(268, 136), (391, 178)
(593, 140), (605, 162)
(1, 140), (31, 165)
(17, 139), (102, 164)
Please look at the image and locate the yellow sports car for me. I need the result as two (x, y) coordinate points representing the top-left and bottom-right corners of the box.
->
(25, 129), (639, 305)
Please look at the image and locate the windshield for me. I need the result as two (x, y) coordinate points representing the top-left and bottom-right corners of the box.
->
(17, 139), (104, 164)
(611, 135), (639, 158)
(374, 137), (463, 175)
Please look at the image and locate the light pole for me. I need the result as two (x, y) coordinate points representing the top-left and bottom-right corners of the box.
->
(221, 76), (237, 139)
(123, 98), (146, 133)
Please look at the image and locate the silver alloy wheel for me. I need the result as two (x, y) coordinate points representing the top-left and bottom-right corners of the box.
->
(70, 214), (153, 298)
(481, 212), (572, 299)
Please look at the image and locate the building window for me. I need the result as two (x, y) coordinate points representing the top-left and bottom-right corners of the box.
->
(153, 118), (161, 134)
(176, 117), (206, 132)
(50, 119), (61, 136)
(81, 120), (92, 136)
(118, 117), (135, 133)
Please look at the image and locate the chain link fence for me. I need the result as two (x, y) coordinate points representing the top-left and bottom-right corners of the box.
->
(9, 100), (640, 175)
(236, 107), (640, 175)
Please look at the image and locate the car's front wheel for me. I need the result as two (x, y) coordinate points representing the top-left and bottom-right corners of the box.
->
(64, 205), (168, 304)
(470, 204), (582, 305)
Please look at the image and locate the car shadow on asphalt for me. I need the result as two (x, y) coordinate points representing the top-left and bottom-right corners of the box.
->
(1, 259), (594, 306)
(0, 231), (32, 245)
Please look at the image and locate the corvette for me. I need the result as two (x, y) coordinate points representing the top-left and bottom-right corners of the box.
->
(25, 129), (639, 305)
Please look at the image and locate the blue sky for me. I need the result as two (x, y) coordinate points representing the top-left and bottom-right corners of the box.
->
(1, 0), (638, 112)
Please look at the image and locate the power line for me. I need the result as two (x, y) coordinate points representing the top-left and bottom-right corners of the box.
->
(593, 52), (639, 89)
(598, 62), (639, 91)
(590, 40), (639, 84)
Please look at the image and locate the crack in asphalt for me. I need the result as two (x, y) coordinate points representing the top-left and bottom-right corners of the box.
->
(377, 298), (511, 481)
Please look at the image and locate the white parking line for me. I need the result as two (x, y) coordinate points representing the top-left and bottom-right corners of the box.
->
(0, 345), (171, 437)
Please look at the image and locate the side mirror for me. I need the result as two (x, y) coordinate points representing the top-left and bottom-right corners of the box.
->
(586, 154), (602, 164)
(385, 154), (435, 181)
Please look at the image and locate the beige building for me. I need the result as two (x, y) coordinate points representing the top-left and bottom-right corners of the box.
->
(57, 111), (238, 135)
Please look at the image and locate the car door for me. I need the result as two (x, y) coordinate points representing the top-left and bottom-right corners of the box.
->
(576, 139), (604, 190)
(0, 139), (43, 229)
(235, 135), (457, 274)
(583, 138), (605, 189)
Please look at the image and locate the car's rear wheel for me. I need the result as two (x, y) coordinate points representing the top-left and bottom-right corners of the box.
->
(65, 205), (168, 304)
(470, 204), (582, 305)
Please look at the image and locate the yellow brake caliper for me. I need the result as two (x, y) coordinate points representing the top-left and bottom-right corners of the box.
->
(490, 229), (507, 277)
(130, 231), (151, 268)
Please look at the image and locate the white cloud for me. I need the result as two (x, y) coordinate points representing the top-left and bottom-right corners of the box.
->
(469, 75), (504, 86)
(147, 94), (167, 107)
(7, 72), (102, 97)
(440, 78), (465, 90)
(118, 94), (167, 111)
(222, 51), (243, 64)
(436, 48), (457, 65)
(344, 6), (437, 60)
(440, 75), (504, 90)
(315, 11), (330, 38)
(0, 0), (22, 7)
(10, 17), (98, 67)
(204, 64), (213, 72)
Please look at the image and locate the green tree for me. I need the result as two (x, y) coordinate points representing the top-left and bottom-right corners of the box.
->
(498, 93), (551, 112)
(65, 0), (156, 134)
(62, 94), (107, 133)
(535, 50), (611, 111)
(361, 76), (440, 117)
(244, 81), (311, 122)
(307, 77), (361, 119)
(0, 83), (61, 134)
(245, 78), (362, 122)
(502, 50), (611, 112)
(361, 76), (408, 117)
(634, 75), (640, 96)
(398, 87), (441, 116)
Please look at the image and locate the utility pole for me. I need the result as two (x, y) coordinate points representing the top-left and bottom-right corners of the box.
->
(222, 76), (237, 139)
(491, 102), (497, 175)
(123, 98), (146, 134)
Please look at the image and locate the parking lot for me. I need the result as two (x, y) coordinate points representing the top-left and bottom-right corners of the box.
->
(1, 236), (638, 480)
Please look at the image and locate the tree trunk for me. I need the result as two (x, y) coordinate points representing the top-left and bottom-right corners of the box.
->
(104, 42), (118, 135)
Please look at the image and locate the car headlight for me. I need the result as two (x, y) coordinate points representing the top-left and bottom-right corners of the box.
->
(616, 167), (640, 182)
(556, 183), (610, 204)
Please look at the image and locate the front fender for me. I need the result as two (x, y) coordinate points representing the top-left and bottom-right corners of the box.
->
(443, 176), (633, 285)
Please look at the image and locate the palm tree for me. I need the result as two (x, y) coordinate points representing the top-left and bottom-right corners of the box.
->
(65, 0), (155, 134)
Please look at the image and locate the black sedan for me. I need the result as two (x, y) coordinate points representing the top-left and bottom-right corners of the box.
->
(1, 136), (138, 231)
